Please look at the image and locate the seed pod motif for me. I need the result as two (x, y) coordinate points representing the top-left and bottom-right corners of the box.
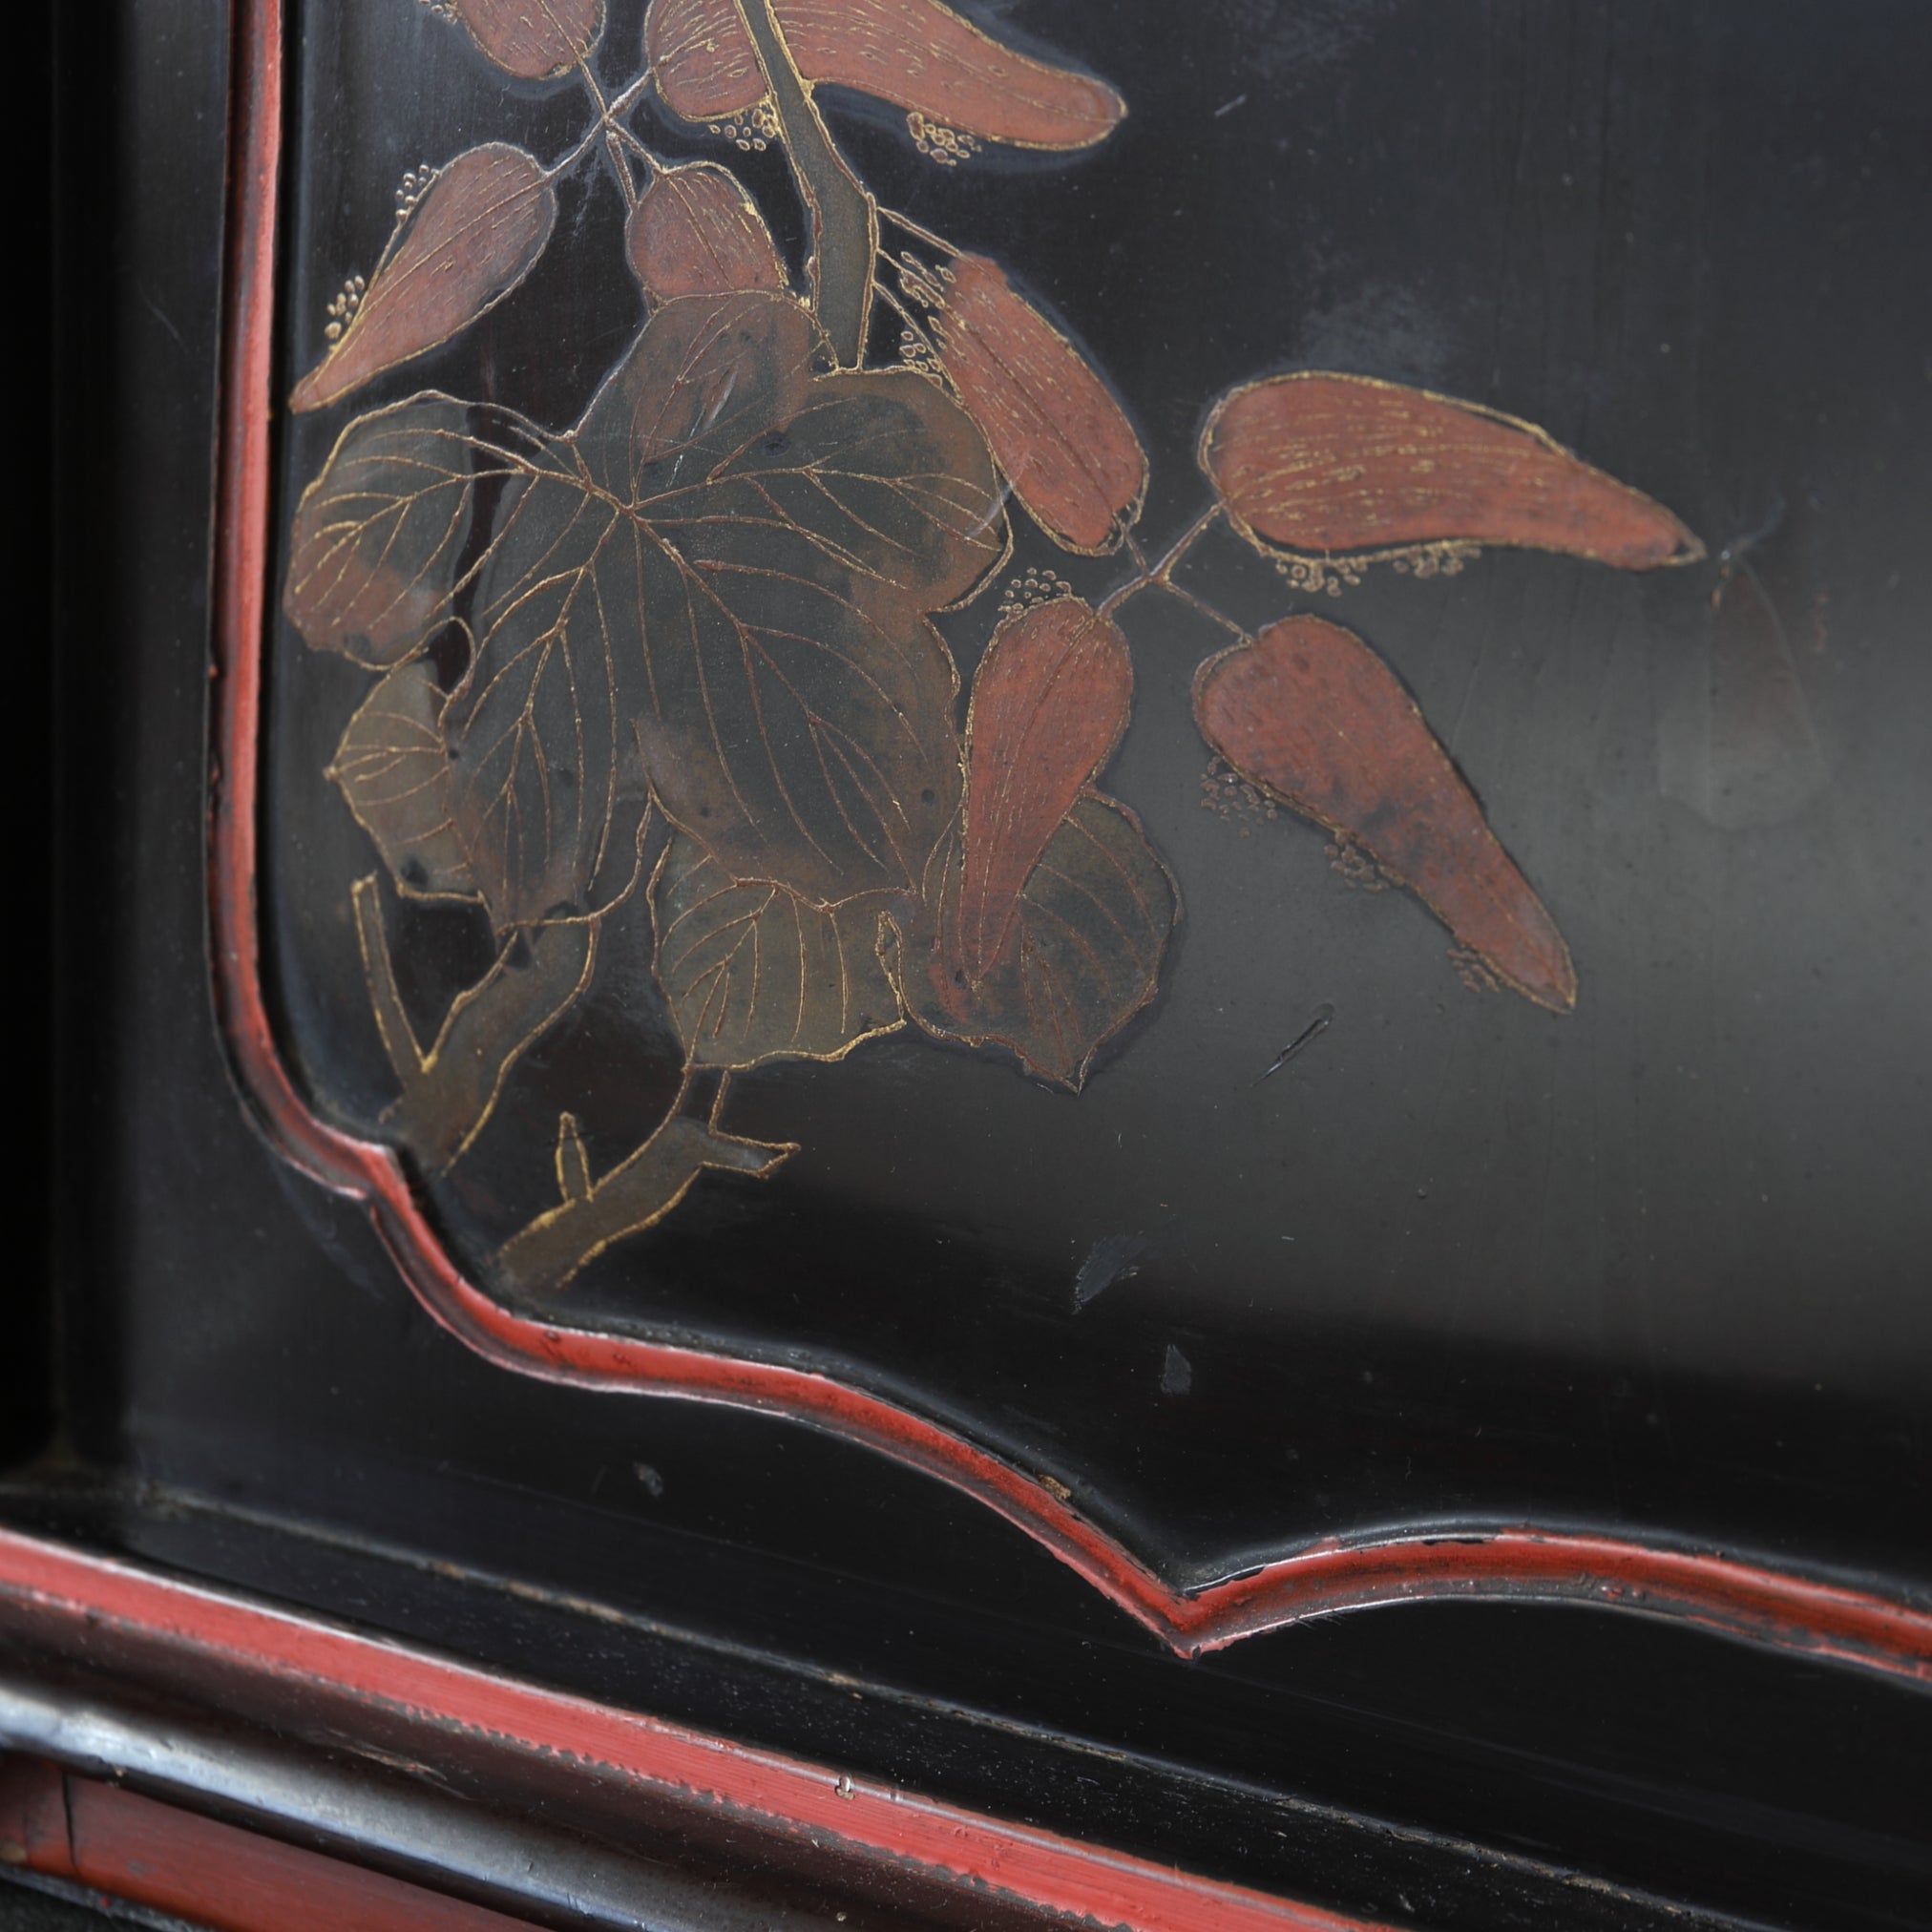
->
(292, 144), (556, 413)
(645, 0), (1124, 151)
(1201, 372), (1702, 572)
(1194, 615), (1578, 1013)
(625, 162), (788, 302)
(957, 598), (1133, 981)
(926, 254), (1146, 555)
(453, 0), (604, 78)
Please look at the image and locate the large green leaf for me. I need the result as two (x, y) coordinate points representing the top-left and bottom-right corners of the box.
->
(650, 828), (903, 1069)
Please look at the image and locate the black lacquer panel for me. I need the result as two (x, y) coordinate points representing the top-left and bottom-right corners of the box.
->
(21, 4), (1932, 1927)
(246, 0), (1932, 1585)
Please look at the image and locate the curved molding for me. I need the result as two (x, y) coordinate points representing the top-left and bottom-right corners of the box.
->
(206, 0), (1932, 1687)
(0, 1527), (1391, 1932)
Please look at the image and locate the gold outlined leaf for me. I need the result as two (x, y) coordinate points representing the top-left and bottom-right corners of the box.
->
(284, 395), (567, 667)
(650, 828), (903, 1068)
(575, 284), (818, 499)
(453, 0), (605, 77)
(573, 291), (999, 903)
(298, 292), (1002, 930)
(1193, 615), (1576, 1012)
(924, 255), (1146, 555)
(290, 397), (646, 929)
(1201, 373), (1703, 571)
(625, 162), (789, 303)
(957, 598), (1131, 980)
(646, 0), (1124, 151)
(327, 657), (480, 901)
(292, 145), (557, 414)
(894, 792), (1175, 1088)
(445, 455), (651, 928)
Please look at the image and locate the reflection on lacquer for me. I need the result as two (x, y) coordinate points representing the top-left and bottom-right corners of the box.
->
(282, 0), (1699, 1292)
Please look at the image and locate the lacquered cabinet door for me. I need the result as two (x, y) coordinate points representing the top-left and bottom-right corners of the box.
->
(9, 4), (1929, 1928)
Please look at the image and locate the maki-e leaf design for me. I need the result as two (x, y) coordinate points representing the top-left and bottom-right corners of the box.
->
(284, 0), (1697, 1289)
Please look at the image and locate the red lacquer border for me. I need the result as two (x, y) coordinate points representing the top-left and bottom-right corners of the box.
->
(204, 0), (1932, 1684)
(0, 1527), (1391, 1932)
(2, 1757), (539, 1932)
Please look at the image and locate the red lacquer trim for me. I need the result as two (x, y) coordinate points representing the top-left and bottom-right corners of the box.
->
(2, 1758), (543, 1932)
(202, 0), (1932, 1686)
(0, 1757), (74, 1877)
(0, 1530), (1390, 1932)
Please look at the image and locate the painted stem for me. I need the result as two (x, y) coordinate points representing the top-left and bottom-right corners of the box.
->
(1098, 505), (1227, 619)
(495, 1081), (792, 1294)
(574, 62), (641, 208)
(732, 0), (877, 365)
(352, 877), (598, 1172)
(545, 69), (657, 182)
(1150, 575), (1250, 643)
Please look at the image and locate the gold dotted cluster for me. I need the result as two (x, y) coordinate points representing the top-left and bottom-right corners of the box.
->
(709, 101), (779, 151)
(1448, 944), (1502, 995)
(907, 112), (980, 166)
(393, 161), (439, 221)
(1277, 540), (1482, 598)
(1325, 835), (1392, 892)
(1275, 556), (1365, 598)
(1390, 540), (1480, 579)
(324, 273), (367, 343)
(997, 569), (1074, 620)
(1199, 757), (1279, 835)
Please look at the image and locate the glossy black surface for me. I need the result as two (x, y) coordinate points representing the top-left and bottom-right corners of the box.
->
(13, 0), (56, 1474)
(21, 2), (1932, 1927)
(254, 0), (1932, 1584)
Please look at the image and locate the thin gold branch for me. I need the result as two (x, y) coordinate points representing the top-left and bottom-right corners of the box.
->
(351, 875), (599, 1174)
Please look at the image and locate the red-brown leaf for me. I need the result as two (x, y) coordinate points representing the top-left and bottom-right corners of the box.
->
(646, 0), (1124, 150)
(1194, 616), (1577, 1012)
(928, 254), (1145, 554)
(1201, 373), (1702, 569)
(625, 162), (788, 303)
(291, 145), (556, 413)
(454, 0), (604, 76)
(958, 598), (1132, 980)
